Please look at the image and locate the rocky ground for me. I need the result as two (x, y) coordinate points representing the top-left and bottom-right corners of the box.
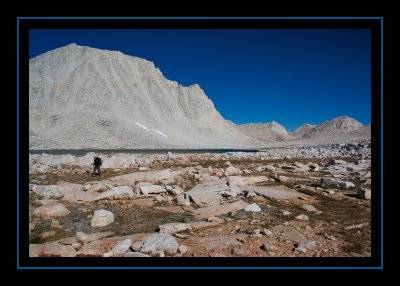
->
(28, 140), (371, 257)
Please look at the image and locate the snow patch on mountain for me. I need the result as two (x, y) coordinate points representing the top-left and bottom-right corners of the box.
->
(136, 122), (149, 130)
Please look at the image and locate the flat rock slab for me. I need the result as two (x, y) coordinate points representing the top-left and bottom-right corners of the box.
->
(76, 231), (114, 244)
(31, 242), (76, 257)
(190, 221), (221, 230)
(240, 186), (310, 201)
(124, 252), (151, 257)
(104, 233), (153, 244)
(159, 222), (192, 235)
(29, 244), (43, 257)
(32, 199), (58, 207)
(76, 233), (152, 256)
(271, 225), (307, 244)
(228, 176), (268, 186)
(191, 200), (249, 220)
(59, 237), (78, 245)
(186, 180), (230, 207)
(76, 240), (120, 257)
(154, 206), (185, 214)
(140, 185), (165, 195)
(107, 169), (170, 186)
(278, 175), (312, 183)
(58, 182), (100, 203)
(189, 234), (248, 251)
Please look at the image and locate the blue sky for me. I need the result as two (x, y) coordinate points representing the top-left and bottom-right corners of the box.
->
(30, 29), (371, 131)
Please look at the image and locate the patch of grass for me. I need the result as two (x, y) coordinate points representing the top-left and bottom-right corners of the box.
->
(29, 229), (75, 244)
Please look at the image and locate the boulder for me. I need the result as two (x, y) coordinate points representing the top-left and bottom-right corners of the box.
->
(329, 160), (347, 165)
(265, 165), (276, 172)
(244, 203), (261, 212)
(33, 203), (70, 218)
(166, 185), (182, 196)
(295, 214), (309, 221)
(262, 243), (278, 252)
(225, 166), (242, 176)
(29, 184), (38, 192)
(279, 209), (292, 216)
(301, 204), (318, 212)
(33, 185), (62, 198)
(110, 239), (132, 256)
(320, 177), (355, 189)
(295, 240), (316, 253)
(140, 185), (165, 195)
(91, 209), (114, 227)
(293, 162), (310, 171)
(135, 182), (153, 193)
(96, 186), (134, 200)
(30, 163), (50, 174)
(357, 188), (371, 200)
(232, 247), (250, 256)
(83, 183), (111, 193)
(140, 233), (179, 256)
(175, 193), (191, 206)
(178, 245), (188, 254)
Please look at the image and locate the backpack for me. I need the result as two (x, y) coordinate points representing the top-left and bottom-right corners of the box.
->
(94, 157), (102, 166)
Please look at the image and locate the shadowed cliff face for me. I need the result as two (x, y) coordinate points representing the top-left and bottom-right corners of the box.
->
(29, 43), (261, 149)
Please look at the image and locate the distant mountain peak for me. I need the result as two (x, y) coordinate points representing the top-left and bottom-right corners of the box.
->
(291, 123), (317, 138)
(235, 120), (291, 142)
(304, 115), (363, 138)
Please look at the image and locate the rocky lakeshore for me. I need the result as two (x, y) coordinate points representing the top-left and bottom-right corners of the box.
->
(29, 140), (371, 257)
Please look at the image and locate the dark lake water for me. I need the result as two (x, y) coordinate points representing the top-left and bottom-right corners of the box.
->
(29, 149), (259, 156)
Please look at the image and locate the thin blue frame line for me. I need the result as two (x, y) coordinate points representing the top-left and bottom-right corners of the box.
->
(17, 16), (383, 20)
(380, 17), (384, 269)
(18, 16), (383, 270)
(18, 266), (383, 270)
(16, 17), (20, 269)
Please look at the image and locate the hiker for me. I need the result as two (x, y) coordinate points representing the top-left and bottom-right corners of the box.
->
(92, 155), (103, 176)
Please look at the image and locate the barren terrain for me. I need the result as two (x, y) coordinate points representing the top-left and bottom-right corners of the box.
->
(29, 140), (371, 257)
